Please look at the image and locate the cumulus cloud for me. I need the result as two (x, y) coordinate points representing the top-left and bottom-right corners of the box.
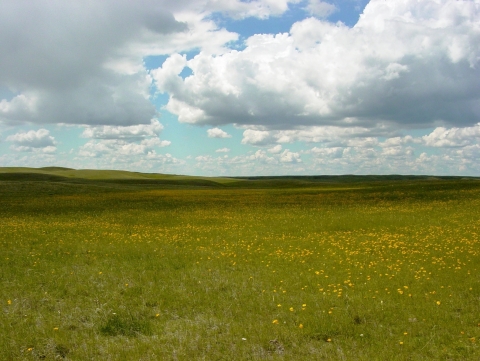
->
(154, 0), (480, 130)
(234, 148), (300, 165)
(310, 146), (344, 159)
(2, 0), (305, 127)
(207, 127), (232, 138)
(201, 0), (302, 20)
(192, 148), (309, 176)
(202, 122), (480, 175)
(241, 129), (278, 146)
(79, 118), (170, 159)
(0, 0), (307, 127)
(6, 129), (57, 152)
(379, 136), (416, 148)
(280, 149), (302, 163)
(82, 119), (164, 140)
(198, 150), (278, 168)
(69, 147), (184, 173)
(241, 125), (385, 146)
(190, 122), (480, 175)
(145, 151), (181, 164)
(268, 144), (282, 154)
(6, 129), (55, 148)
(422, 124), (480, 147)
(304, 0), (337, 18)
(78, 137), (170, 158)
(215, 147), (230, 152)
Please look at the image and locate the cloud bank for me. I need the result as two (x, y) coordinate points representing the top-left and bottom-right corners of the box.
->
(154, 0), (480, 131)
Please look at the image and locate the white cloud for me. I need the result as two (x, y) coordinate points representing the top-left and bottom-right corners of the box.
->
(379, 135), (416, 148)
(145, 151), (181, 164)
(195, 155), (213, 162)
(78, 137), (169, 159)
(0, 152), (58, 168)
(268, 144), (282, 154)
(78, 141), (112, 158)
(191, 147), (311, 176)
(6, 129), (55, 148)
(82, 119), (164, 140)
(422, 124), (480, 147)
(280, 149), (301, 163)
(155, 0), (480, 130)
(0, 94), (39, 124)
(310, 146), (344, 159)
(241, 125), (385, 146)
(304, 1), (337, 18)
(6, 129), (56, 152)
(40, 146), (57, 154)
(72, 148), (184, 173)
(201, 0), (302, 20)
(249, 149), (278, 164)
(241, 129), (277, 146)
(79, 118), (170, 159)
(186, 138), (479, 176)
(207, 127), (232, 138)
(141, 138), (171, 148)
(346, 137), (378, 148)
(215, 147), (230, 153)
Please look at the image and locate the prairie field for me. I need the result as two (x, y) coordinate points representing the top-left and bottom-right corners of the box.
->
(1, 173), (480, 360)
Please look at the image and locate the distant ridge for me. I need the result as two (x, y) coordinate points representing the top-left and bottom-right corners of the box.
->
(0, 167), (478, 189)
(0, 167), (239, 188)
(232, 174), (479, 182)
(39, 166), (74, 171)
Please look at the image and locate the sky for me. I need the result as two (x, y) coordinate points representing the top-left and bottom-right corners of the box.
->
(0, 0), (479, 177)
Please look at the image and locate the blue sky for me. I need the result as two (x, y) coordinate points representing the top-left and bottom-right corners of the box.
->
(0, 0), (479, 176)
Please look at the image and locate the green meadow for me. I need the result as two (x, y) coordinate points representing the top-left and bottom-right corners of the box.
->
(1, 168), (480, 360)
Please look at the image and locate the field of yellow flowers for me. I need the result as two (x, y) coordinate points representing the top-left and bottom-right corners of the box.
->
(1, 177), (480, 360)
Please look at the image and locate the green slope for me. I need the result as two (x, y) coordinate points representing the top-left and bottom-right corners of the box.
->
(0, 167), (478, 190)
(0, 167), (241, 188)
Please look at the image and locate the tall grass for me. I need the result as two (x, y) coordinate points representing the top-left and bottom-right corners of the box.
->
(1, 179), (480, 360)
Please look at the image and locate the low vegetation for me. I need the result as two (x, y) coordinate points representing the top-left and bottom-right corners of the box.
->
(1, 168), (480, 360)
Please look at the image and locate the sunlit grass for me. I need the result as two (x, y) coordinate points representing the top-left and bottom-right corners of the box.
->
(1, 178), (480, 360)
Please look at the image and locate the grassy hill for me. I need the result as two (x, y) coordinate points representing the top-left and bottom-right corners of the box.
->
(0, 167), (240, 189)
(1, 166), (478, 190)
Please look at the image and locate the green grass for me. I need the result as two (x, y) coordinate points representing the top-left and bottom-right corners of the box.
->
(1, 171), (480, 360)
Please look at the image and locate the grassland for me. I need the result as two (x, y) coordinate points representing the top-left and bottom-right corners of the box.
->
(1, 168), (480, 360)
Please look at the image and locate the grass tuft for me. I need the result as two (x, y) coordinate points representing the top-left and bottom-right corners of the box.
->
(55, 344), (69, 358)
(100, 313), (153, 337)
